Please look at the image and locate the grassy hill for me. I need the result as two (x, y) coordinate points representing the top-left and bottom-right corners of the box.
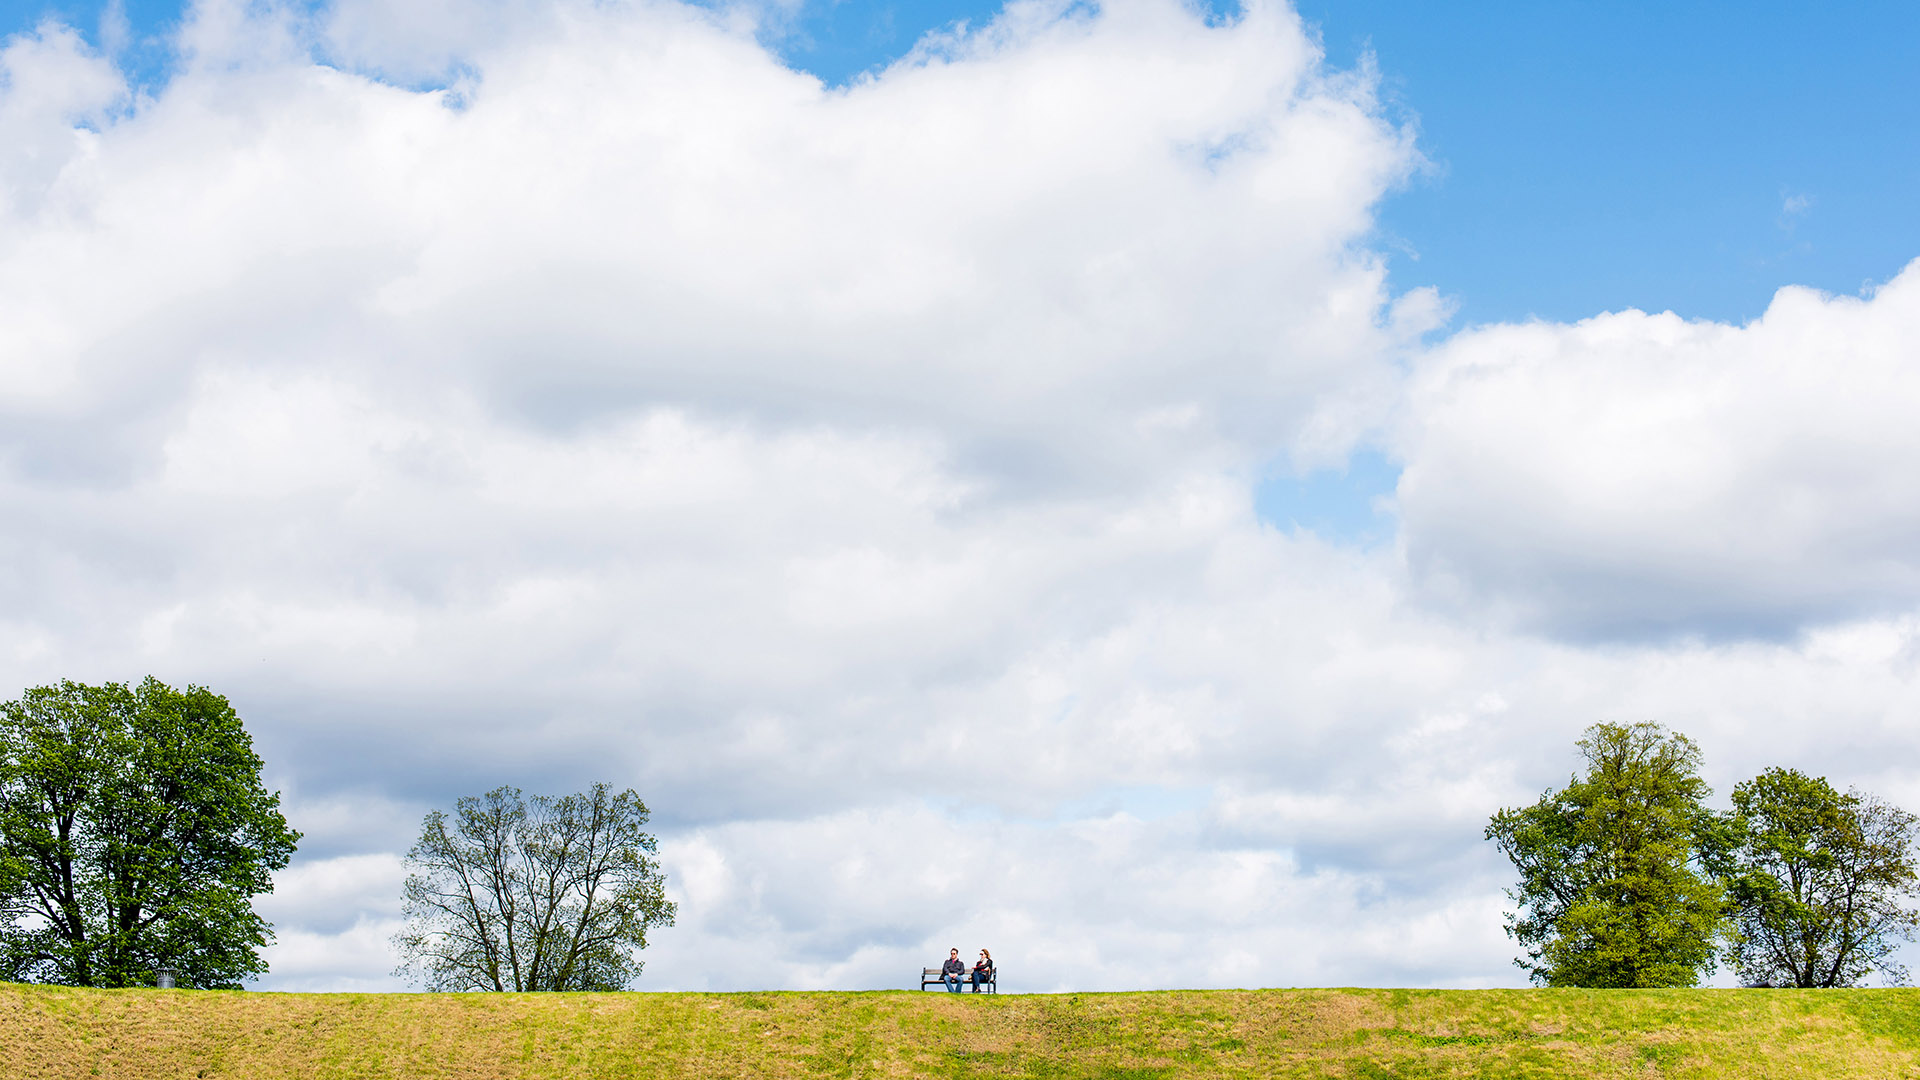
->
(7, 983), (1920, 1079)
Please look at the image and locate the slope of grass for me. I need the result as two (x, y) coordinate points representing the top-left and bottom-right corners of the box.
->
(7, 983), (1920, 1079)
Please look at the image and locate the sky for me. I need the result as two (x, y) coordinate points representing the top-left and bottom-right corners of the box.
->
(1, 0), (1918, 992)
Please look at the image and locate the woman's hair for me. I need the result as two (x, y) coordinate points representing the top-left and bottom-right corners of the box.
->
(981, 949), (991, 959)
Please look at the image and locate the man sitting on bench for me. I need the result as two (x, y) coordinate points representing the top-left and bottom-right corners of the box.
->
(941, 948), (966, 992)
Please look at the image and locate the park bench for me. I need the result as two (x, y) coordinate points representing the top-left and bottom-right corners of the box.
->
(920, 966), (996, 992)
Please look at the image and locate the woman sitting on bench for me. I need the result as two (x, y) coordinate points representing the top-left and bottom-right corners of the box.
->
(970, 949), (994, 992)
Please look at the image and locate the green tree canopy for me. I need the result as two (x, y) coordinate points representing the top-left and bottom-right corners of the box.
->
(1486, 722), (1725, 987)
(1724, 767), (1920, 987)
(0, 678), (300, 988)
(393, 783), (676, 991)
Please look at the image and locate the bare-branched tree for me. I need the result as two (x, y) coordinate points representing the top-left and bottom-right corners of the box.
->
(392, 783), (675, 991)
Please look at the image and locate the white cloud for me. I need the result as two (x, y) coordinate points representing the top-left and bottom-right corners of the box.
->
(254, 854), (410, 992)
(4, 0), (1422, 474)
(257, 853), (408, 933)
(1397, 262), (1920, 639)
(2, 0), (1918, 994)
(0, 22), (125, 215)
(643, 805), (1518, 992)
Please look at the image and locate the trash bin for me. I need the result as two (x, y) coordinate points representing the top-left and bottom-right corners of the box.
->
(156, 969), (176, 989)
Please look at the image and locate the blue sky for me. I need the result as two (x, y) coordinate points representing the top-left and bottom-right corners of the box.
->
(783, 0), (1920, 326)
(1299, 0), (1920, 327)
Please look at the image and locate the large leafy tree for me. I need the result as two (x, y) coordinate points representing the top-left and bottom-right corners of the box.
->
(1724, 767), (1919, 987)
(393, 783), (676, 991)
(1486, 722), (1725, 987)
(0, 678), (300, 988)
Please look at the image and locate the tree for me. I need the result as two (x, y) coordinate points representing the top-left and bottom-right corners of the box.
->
(1723, 767), (1919, 987)
(0, 678), (300, 988)
(393, 783), (676, 991)
(1486, 722), (1725, 987)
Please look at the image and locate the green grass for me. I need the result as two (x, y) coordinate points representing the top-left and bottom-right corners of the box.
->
(6, 984), (1920, 1079)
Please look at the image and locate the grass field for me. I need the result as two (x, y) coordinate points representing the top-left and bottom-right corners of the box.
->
(8, 982), (1920, 1079)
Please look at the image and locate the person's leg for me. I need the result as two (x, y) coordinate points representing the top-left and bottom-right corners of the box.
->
(945, 974), (960, 992)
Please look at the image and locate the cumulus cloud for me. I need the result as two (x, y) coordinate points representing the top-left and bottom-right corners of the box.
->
(1397, 262), (1920, 639)
(1, 0), (1425, 486)
(647, 805), (1516, 992)
(0, 21), (125, 214)
(3, 0), (1918, 994)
